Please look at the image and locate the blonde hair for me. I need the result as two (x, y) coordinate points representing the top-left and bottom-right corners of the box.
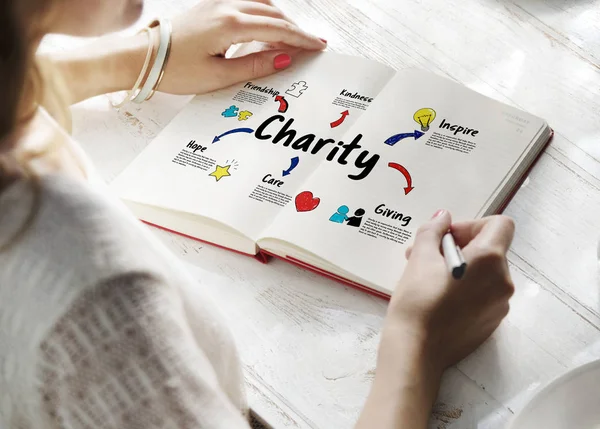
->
(0, 0), (70, 250)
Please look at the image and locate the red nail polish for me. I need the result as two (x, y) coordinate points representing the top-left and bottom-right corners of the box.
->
(274, 54), (291, 70)
(432, 209), (445, 219)
(319, 38), (328, 44)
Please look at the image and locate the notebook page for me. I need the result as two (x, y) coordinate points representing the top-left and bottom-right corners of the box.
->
(111, 52), (395, 239)
(259, 69), (546, 292)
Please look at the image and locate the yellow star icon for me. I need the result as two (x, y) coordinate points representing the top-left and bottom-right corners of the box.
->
(209, 164), (231, 181)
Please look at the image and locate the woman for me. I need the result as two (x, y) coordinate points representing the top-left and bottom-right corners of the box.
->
(0, 0), (516, 428)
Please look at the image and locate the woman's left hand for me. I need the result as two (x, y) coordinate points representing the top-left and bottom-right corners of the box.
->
(49, 0), (326, 104)
(157, 0), (326, 95)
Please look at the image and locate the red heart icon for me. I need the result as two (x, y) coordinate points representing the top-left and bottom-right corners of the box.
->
(295, 191), (320, 212)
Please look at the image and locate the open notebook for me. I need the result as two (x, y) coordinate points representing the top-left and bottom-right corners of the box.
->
(111, 51), (552, 297)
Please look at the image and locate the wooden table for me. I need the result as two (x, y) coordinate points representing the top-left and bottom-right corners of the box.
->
(43, 0), (600, 427)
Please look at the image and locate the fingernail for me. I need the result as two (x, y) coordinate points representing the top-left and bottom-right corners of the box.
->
(432, 209), (446, 219)
(319, 38), (328, 44)
(274, 54), (291, 70)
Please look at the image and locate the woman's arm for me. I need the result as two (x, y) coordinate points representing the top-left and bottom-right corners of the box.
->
(356, 211), (515, 429)
(46, 0), (326, 105)
(36, 272), (253, 429)
(356, 327), (442, 429)
(50, 33), (147, 104)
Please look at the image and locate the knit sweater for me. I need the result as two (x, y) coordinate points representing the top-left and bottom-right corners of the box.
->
(0, 174), (250, 429)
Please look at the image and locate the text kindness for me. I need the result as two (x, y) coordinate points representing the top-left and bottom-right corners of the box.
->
(255, 114), (379, 180)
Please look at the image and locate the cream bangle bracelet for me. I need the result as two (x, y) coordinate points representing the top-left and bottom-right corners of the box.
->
(146, 19), (173, 101)
(132, 18), (171, 104)
(112, 27), (154, 108)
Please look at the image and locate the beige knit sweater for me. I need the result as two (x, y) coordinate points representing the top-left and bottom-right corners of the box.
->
(0, 173), (251, 429)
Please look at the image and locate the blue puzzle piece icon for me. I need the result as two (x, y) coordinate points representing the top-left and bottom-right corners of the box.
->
(221, 105), (239, 118)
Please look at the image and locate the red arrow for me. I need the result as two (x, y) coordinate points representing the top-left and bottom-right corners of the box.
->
(388, 162), (414, 195)
(275, 95), (288, 113)
(330, 110), (350, 128)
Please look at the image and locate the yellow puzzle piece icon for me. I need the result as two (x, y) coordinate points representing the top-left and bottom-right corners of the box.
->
(238, 110), (253, 121)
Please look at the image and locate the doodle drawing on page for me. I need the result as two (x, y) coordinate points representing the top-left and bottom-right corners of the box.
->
(413, 107), (437, 132)
(330, 110), (350, 128)
(329, 205), (365, 227)
(295, 191), (320, 212)
(238, 110), (253, 121)
(209, 165), (230, 182)
(282, 156), (299, 177)
(346, 208), (365, 227)
(329, 205), (349, 223)
(384, 130), (424, 146)
(388, 162), (414, 195)
(221, 105), (239, 118)
(209, 159), (239, 182)
(285, 81), (308, 98)
(212, 127), (254, 144)
(275, 95), (289, 113)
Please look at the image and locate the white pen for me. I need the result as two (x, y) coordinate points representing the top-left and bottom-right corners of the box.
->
(441, 232), (467, 279)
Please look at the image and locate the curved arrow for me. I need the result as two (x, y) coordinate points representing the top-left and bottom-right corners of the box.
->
(212, 127), (254, 143)
(282, 156), (300, 176)
(330, 110), (350, 128)
(275, 95), (289, 113)
(384, 130), (425, 146)
(388, 162), (414, 195)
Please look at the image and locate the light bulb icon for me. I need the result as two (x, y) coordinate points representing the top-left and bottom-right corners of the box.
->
(413, 108), (437, 132)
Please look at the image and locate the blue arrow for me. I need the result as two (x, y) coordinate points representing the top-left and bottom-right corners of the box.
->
(212, 127), (254, 143)
(282, 156), (300, 176)
(384, 130), (425, 146)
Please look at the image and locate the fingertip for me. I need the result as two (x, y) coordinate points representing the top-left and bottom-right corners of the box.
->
(273, 53), (292, 69)
(450, 220), (481, 248)
(457, 215), (516, 256)
(493, 215), (516, 250)
(500, 215), (516, 238)
(433, 209), (452, 227)
(307, 36), (327, 50)
(431, 209), (445, 219)
(412, 210), (452, 256)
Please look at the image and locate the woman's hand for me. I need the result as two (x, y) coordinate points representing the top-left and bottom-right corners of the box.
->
(386, 210), (515, 371)
(356, 210), (515, 429)
(49, 0), (325, 104)
(159, 0), (326, 95)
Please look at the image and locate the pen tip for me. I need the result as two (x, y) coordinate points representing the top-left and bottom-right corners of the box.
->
(452, 263), (467, 280)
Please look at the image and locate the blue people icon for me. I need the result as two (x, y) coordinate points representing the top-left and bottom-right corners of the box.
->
(329, 205), (350, 223)
(346, 208), (365, 228)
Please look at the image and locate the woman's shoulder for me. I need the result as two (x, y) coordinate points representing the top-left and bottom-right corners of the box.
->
(0, 174), (181, 315)
(0, 174), (248, 425)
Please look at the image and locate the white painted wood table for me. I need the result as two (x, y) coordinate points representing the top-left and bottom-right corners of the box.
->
(43, 0), (600, 427)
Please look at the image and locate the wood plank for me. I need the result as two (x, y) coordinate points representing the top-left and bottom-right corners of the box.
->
(150, 225), (600, 428)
